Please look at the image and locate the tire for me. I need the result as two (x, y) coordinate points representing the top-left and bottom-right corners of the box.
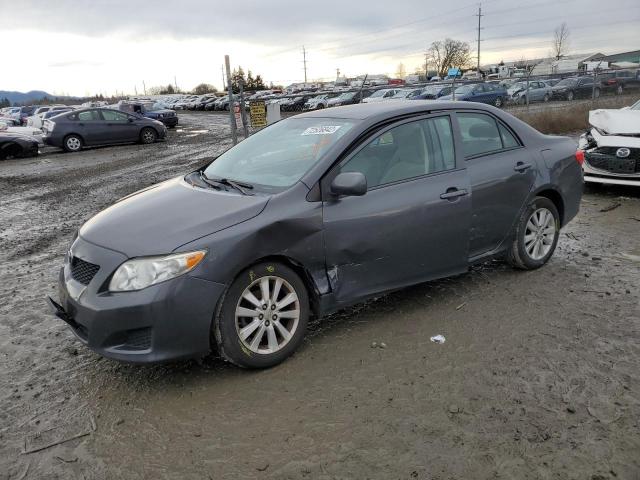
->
(507, 196), (560, 270)
(616, 85), (623, 95)
(213, 261), (310, 368)
(316, 104), (325, 109)
(140, 127), (157, 144)
(63, 134), (83, 152)
(567, 91), (574, 101)
(0, 142), (21, 160)
(494, 97), (503, 108)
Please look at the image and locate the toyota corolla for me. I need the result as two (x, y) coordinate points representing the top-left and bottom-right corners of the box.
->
(50, 101), (583, 368)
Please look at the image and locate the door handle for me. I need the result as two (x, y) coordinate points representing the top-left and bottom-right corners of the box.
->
(514, 162), (532, 172)
(440, 188), (468, 200)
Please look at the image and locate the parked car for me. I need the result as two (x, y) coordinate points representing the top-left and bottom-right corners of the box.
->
(27, 106), (72, 129)
(0, 120), (45, 145)
(510, 81), (553, 104)
(579, 104), (640, 187)
(414, 84), (452, 100)
(597, 69), (640, 95)
(361, 88), (401, 103)
(550, 76), (597, 101)
(326, 90), (372, 107)
(281, 95), (314, 112)
(0, 132), (39, 160)
(387, 88), (424, 101)
(116, 101), (178, 128)
(303, 94), (336, 110)
(50, 101), (582, 367)
(18, 106), (37, 125)
(438, 83), (508, 107)
(42, 108), (167, 152)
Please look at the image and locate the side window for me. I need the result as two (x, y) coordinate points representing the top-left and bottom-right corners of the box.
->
(498, 122), (520, 149)
(77, 110), (100, 121)
(457, 113), (503, 157)
(339, 116), (455, 189)
(101, 110), (130, 122)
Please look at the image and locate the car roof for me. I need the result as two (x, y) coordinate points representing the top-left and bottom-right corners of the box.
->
(294, 100), (496, 120)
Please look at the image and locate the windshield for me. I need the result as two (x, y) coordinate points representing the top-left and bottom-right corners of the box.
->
(369, 90), (387, 98)
(454, 85), (474, 94)
(203, 117), (355, 189)
(338, 92), (355, 100)
(555, 78), (577, 87)
(510, 82), (526, 90)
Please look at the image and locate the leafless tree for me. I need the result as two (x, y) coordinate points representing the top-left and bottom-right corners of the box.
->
(553, 22), (570, 60)
(428, 38), (472, 77)
(395, 62), (407, 79)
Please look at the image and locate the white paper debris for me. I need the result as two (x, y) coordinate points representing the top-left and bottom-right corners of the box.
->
(430, 335), (446, 344)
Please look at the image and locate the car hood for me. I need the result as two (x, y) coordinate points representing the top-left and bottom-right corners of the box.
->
(589, 108), (640, 135)
(79, 176), (269, 257)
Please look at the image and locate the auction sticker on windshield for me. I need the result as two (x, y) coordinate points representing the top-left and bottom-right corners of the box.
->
(301, 126), (342, 135)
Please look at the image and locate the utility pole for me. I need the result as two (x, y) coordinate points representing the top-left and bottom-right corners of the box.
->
(221, 65), (225, 92)
(143, 81), (146, 95)
(302, 46), (308, 84)
(475, 3), (483, 72)
(225, 55), (238, 145)
(336, 68), (340, 81)
(174, 76), (178, 92)
(425, 48), (429, 77)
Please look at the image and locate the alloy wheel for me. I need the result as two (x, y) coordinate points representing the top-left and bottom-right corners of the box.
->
(66, 137), (81, 151)
(235, 276), (300, 354)
(524, 208), (556, 260)
(142, 130), (156, 143)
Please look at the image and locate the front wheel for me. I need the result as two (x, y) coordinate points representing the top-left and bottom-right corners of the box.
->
(140, 127), (157, 144)
(63, 134), (83, 152)
(494, 97), (503, 108)
(213, 262), (309, 368)
(507, 197), (560, 270)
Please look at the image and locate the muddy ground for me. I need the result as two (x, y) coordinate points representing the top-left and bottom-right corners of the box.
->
(1, 112), (639, 480)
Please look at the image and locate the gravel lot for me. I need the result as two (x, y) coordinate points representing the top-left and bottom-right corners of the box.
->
(1, 112), (639, 480)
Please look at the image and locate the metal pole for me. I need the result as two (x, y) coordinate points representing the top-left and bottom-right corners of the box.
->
(452, 74), (456, 101)
(225, 55), (238, 145)
(357, 74), (368, 102)
(302, 46), (308, 84)
(525, 65), (530, 110)
(239, 79), (249, 138)
(476, 3), (483, 72)
(143, 81), (146, 95)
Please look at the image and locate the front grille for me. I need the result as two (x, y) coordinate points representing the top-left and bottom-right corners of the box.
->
(586, 148), (640, 174)
(70, 257), (100, 285)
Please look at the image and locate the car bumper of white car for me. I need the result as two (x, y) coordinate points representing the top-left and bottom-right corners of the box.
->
(583, 154), (640, 186)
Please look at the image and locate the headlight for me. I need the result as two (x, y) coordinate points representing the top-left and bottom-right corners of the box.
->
(109, 250), (206, 292)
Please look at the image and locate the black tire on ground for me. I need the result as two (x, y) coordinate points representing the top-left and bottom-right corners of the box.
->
(213, 261), (310, 369)
(507, 196), (560, 270)
(494, 96), (503, 108)
(316, 104), (325, 109)
(140, 127), (157, 144)
(63, 134), (83, 153)
(0, 142), (21, 160)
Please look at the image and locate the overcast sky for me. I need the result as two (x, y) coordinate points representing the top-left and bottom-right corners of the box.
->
(1, 0), (638, 96)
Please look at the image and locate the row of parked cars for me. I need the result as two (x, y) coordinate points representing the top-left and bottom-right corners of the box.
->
(0, 100), (180, 160)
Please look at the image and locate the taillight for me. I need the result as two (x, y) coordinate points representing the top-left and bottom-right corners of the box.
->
(575, 150), (585, 165)
(607, 79), (616, 85)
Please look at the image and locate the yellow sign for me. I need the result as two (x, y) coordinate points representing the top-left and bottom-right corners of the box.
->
(249, 101), (267, 128)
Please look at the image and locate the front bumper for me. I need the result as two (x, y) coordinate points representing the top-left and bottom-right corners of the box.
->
(583, 151), (640, 186)
(51, 236), (226, 363)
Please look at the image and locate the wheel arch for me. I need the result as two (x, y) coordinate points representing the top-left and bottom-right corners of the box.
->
(533, 187), (565, 225)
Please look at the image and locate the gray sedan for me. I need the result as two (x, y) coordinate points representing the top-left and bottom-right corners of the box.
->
(42, 108), (167, 152)
(50, 101), (583, 368)
(510, 81), (553, 104)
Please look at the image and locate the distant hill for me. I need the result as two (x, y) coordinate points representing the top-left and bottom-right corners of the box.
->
(0, 90), (68, 105)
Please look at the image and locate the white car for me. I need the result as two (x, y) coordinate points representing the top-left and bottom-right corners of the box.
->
(579, 101), (640, 187)
(362, 89), (401, 103)
(0, 121), (44, 145)
(26, 106), (71, 129)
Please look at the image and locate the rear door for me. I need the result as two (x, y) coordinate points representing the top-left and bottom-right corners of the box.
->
(322, 114), (471, 305)
(73, 110), (103, 145)
(98, 110), (139, 143)
(455, 111), (536, 259)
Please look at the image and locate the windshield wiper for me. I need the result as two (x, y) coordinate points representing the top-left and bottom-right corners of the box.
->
(203, 174), (254, 195)
(198, 171), (222, 190)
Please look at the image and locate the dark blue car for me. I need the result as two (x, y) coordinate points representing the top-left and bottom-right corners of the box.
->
(438, 83), (508, 108)
(117, 101), (179, 128)
(413, 84), (453, 100)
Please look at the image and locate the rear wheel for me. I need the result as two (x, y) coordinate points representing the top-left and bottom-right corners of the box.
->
(0, 142), (21, 160)
(140, 127), (157, 144)
(494, 96), (503, 108)
(213, 262), (309, 368)
(63, 134), (83, 152)
(507, 197), (560, 270)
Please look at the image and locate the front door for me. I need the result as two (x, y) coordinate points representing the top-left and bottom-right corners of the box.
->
(455, 111), (537, 259)
(74, 109), (103, 145)
(322, 114), (471, 305)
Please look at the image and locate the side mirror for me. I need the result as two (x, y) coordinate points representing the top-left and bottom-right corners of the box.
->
(330, 172), (367, 197)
